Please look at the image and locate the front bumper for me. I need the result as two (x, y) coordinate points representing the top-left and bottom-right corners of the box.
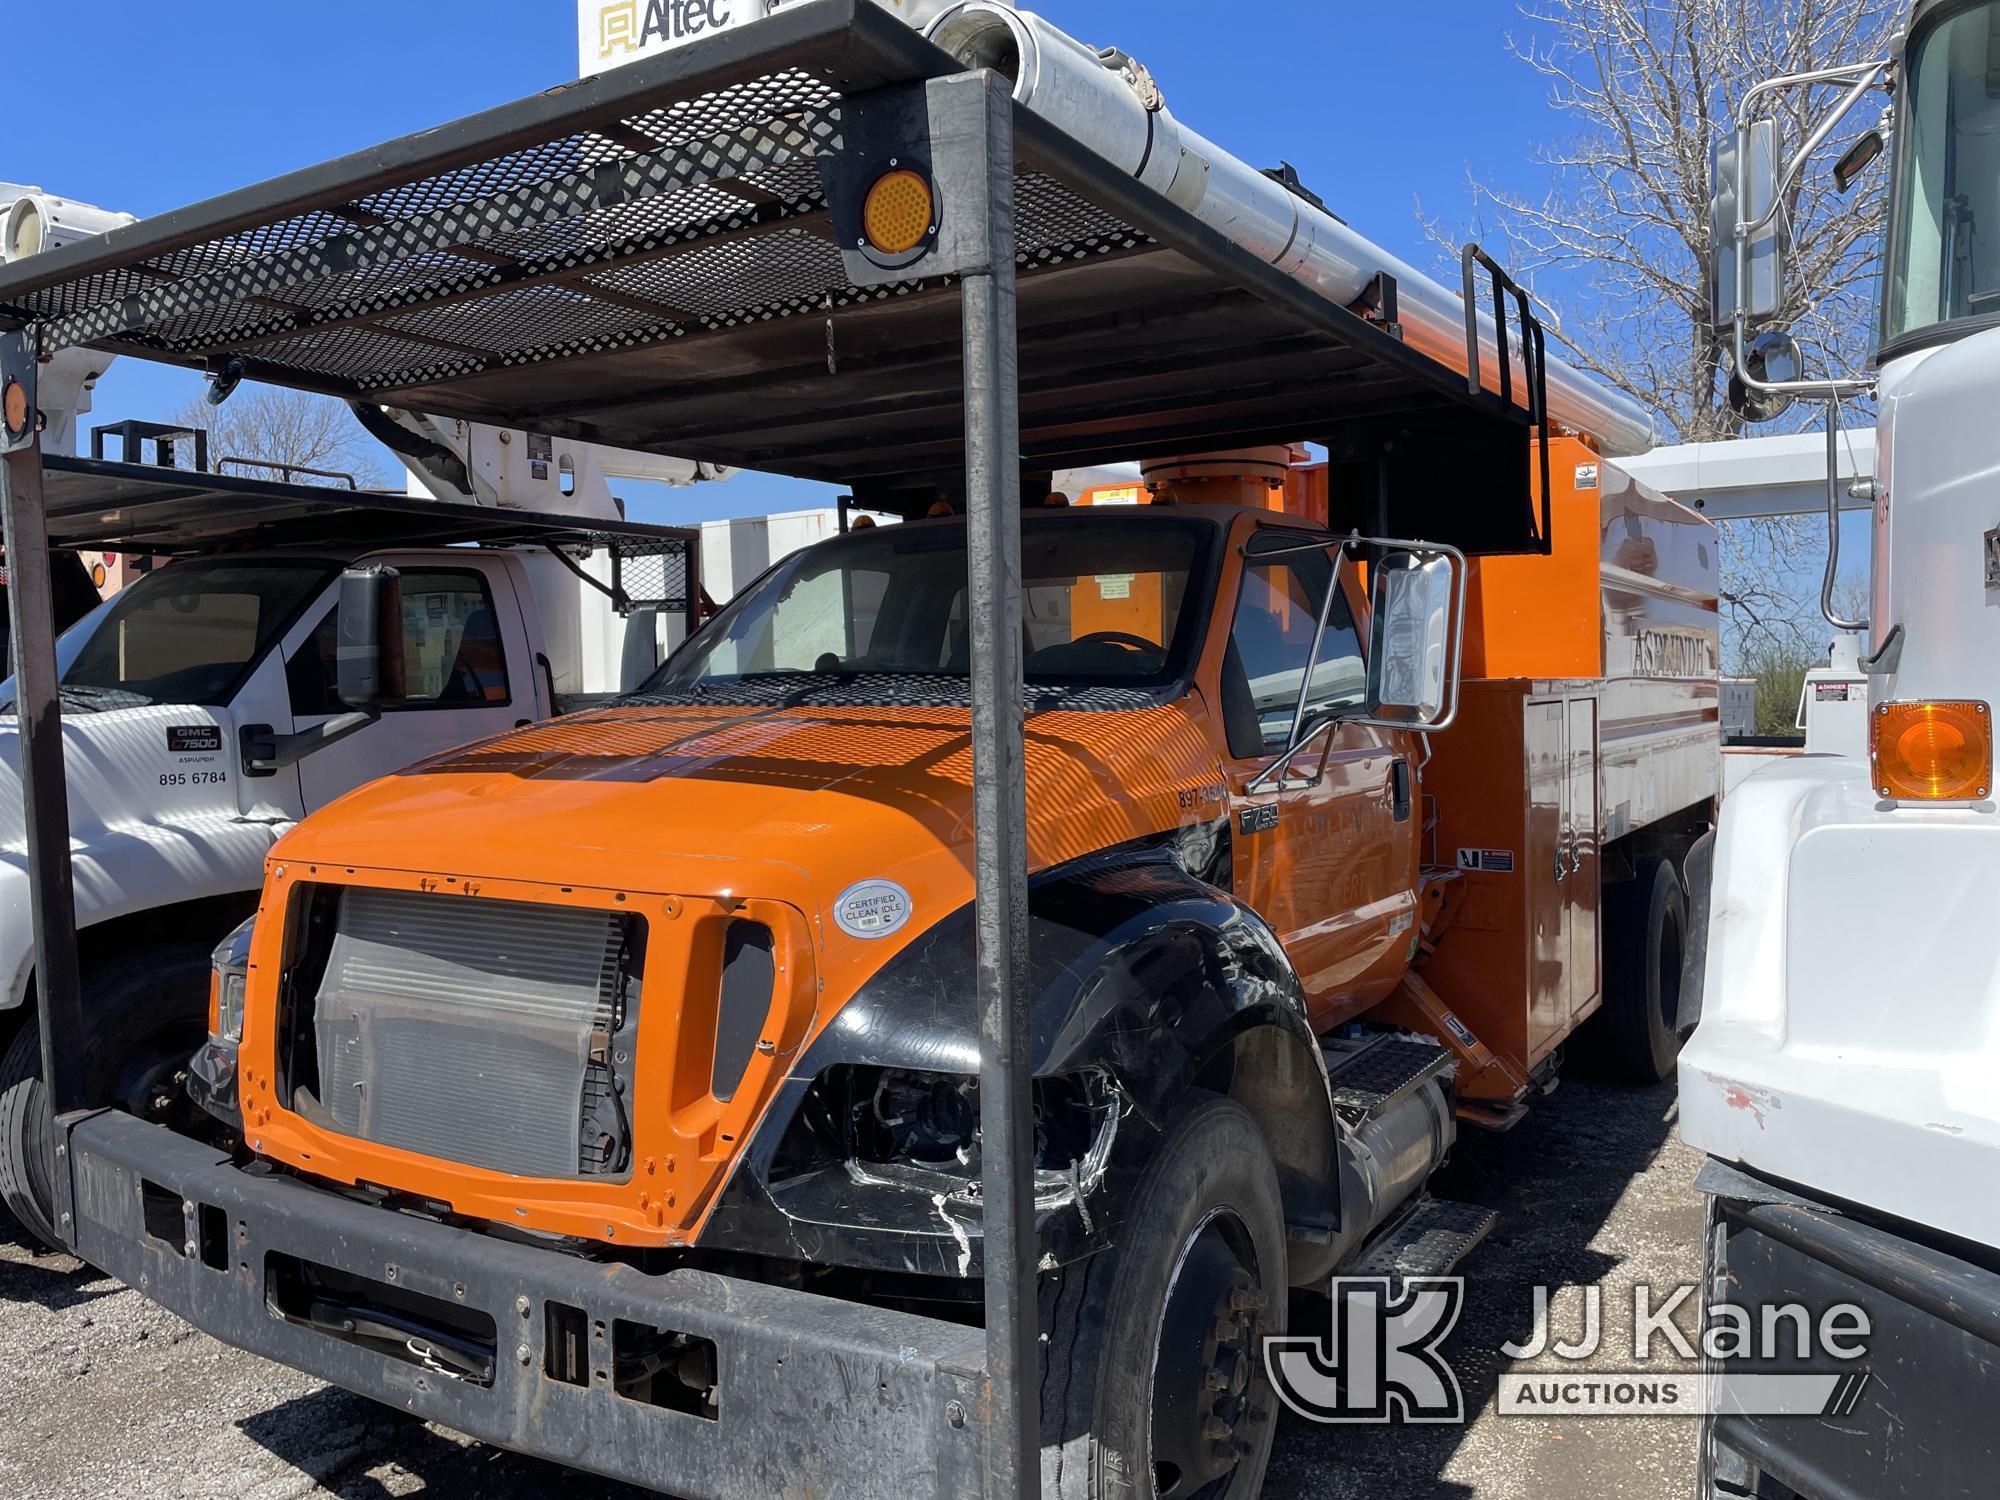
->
(61, 1110), (988, 1500)
(1699, 1159), (2000, 1499)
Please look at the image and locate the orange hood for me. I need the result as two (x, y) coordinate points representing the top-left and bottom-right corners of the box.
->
(275, 698), (1231, 915)
(247, 697), (1232, 1245)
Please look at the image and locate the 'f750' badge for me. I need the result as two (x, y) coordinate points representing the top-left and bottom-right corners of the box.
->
(1240, 805), (1280, 836)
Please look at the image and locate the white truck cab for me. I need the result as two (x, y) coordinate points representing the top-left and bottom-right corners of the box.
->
(0, 448), (702, 1249)
(1686, 4), (2000, 1494)
(1, 543), (546, 1002)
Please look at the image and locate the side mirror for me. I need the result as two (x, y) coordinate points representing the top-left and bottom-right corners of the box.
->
(1366, 551), (1461, 730)
(1710, 119), (1787, 329)
(335, 565), (406, 711)
(1728, 328), (1803, 424)
(1833, 126), (1885, 193)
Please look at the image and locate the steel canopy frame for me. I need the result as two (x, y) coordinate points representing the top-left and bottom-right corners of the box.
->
(33, 453), (700, 562)
(0, 5), (1542, 1495)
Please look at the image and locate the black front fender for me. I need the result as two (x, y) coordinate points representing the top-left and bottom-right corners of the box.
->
(699, 841), (1320, 1278)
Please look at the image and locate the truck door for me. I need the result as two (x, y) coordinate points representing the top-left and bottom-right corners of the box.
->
(1219, 528), (1419, 1030)
(283, 557), (533, 810)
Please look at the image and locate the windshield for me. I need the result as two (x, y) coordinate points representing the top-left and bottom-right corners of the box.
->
(1886, 0), (2000, 342)
(60, 561), (334, 709)
(637, 513), (1217, 709)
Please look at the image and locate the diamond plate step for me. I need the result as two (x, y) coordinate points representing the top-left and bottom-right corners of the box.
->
(1346, 1197), (1499, 1280)
(1323, 1036), (1453, 1125)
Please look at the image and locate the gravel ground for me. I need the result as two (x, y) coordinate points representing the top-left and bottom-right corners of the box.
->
(0, 1076), (1703, 1499)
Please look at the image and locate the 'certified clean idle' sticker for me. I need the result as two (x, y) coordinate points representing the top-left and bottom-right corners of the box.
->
(834, 880), (913, 940)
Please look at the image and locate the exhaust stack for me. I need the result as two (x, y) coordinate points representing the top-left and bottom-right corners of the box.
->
(922, 4), (1658, 458)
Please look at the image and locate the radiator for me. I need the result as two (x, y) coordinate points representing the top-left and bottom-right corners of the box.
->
(312, 887), (630, 1180)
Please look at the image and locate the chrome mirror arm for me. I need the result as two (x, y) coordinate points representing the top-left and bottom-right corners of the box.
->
(1280, 534), (1358, 756)
(1246, 713), (1341, 796)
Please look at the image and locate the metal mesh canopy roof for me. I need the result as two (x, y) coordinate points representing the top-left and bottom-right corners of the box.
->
(0, 0), (1535, 534)
(36, 454), (697, 566)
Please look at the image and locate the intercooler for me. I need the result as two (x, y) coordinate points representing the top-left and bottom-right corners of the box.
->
(307, 887), (639, 1180)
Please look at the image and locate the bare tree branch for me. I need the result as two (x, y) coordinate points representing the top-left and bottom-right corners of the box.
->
(173, 385), (388, 489)
(1421, 0), (1899, 668)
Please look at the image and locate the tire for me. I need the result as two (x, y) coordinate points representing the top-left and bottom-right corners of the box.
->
(0, 943), (215, 1252)
(1040, 1095), (1288, 1500)
(1586, 855), (1689, 1085)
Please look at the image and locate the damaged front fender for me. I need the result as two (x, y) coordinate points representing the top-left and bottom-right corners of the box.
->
(697, 843), (1313, 1279)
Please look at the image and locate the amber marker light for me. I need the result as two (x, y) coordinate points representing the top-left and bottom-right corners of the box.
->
(2, 378), (27, 437)
(1871, 701), (1992, 802)
(863, 168), (935, 256)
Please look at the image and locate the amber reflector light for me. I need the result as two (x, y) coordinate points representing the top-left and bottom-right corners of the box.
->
(1871, 701), (1992, 801)
(863, 169), (934, 256)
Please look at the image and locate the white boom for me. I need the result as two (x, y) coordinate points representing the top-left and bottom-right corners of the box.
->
(577, 1), (1659, 455)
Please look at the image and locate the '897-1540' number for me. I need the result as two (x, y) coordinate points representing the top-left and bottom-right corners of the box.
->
(160, 771), (228, 787)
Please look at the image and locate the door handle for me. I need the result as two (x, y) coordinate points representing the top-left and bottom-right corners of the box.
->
(1390, 759), (1413, 823)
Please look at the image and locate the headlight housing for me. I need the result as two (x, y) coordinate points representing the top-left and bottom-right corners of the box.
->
(770, 1065), (1118, 1194)
(208, 915), (256, 1042)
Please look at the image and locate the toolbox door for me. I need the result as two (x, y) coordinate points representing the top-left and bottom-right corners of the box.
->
(1526, 698), (1571, 1055)
(1565, 696), (1602, 1023)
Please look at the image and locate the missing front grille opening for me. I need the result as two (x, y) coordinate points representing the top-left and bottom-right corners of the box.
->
(613, 1319), (720, 1420)
(545, 1300), (590, 1387)
(275, 882), (342, 1111)
(581, 914), (647, 1177)
(712, 919), (776, 1103)
(281, 886), (646, 1181)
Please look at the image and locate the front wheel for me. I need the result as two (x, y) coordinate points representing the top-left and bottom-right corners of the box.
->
(1040, 1095), (1288, 1499)
(0, 943), (215, 1251)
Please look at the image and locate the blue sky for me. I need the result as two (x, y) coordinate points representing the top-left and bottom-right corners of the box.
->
(15, 0), (1562, 523)
(2, 0), (1882, 614)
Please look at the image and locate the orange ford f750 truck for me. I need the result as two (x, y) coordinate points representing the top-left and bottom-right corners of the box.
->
(0, 8), (1714, 1495)
(140, 440), (1710, 1497)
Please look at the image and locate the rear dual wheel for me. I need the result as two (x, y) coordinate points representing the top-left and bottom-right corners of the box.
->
(1041, 1095), (1287, 1499)
(0, 943), (214, 1251)
(1585, 854), (1689, 1084)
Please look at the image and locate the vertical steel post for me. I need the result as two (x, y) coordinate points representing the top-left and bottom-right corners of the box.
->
(0, 332), (89, 1188)
(957, 74), (1040, 1500)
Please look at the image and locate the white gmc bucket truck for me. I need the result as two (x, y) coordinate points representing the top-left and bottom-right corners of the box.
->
(0, 187), (716, 1250)
(1687, 3), (2000, 1494)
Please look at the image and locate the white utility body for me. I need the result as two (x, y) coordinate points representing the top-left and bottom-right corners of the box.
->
(1684, 4), (2000, 1495)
